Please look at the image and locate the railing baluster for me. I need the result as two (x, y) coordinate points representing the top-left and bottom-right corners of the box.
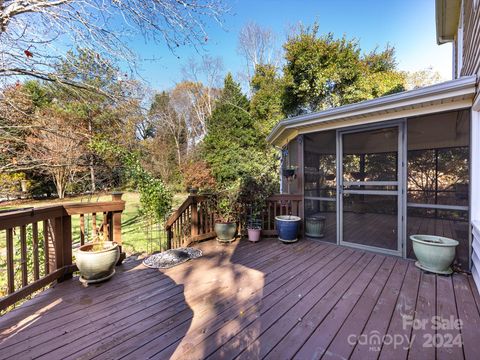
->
(92, 213), (97, 239)
(6, 228), (15, 294)
(20, 225), (28, 287)
(191, 197), (198, 239)
(80, 214), (85, 245)
(103, 212), (108, 240)
(43, 220), (50, 275)
(32, 222), (40, 281)
(271, 201), (275, 229)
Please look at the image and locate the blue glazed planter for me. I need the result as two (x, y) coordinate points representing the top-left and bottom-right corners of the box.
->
(275, 215), (301, 243)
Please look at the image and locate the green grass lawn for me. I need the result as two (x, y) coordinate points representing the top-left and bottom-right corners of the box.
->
(0, 191), (188, 256)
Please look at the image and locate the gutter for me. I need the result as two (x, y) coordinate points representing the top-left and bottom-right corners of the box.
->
(267, 76), (476, 145)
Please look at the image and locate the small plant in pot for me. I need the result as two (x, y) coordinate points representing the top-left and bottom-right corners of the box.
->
(239, 174), (276, 242)
(76, 232), (120, 284)
(282, 166), (296, 179)
(246, 217), (262, 242)
(213, 184), (240, 243)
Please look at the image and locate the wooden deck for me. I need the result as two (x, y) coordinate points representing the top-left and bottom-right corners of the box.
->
(1, 238), (479, 359)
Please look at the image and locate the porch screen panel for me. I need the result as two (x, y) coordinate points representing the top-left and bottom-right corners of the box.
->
(304, 131), (336, 243)
(407, 109), (470, 270)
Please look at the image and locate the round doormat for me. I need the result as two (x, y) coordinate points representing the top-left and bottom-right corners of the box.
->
(142, 248), (203, 269)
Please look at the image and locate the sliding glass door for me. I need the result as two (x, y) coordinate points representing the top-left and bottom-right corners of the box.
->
(338, 124), (403, 255)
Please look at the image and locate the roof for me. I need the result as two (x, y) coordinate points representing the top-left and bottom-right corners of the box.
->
(267, 75), (476, 147)
(435, 0), (462, 44)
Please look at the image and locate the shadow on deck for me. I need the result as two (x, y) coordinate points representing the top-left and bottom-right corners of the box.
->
(1, 238), (480, 359)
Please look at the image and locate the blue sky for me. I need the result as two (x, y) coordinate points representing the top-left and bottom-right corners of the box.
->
(130, 0), (452, 91)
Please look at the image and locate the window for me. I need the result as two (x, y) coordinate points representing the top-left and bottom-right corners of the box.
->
(407, 109), (470, 269)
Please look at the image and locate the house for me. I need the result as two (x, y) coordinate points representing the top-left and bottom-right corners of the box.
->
(268, 0), (480, 287)
(3, 2), (480, 358)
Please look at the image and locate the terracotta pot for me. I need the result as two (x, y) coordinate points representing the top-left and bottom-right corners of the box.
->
(247, 228), (261, 242)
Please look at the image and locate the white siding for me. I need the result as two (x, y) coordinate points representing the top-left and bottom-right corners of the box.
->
(472, 222), (480, 292)
(471, 109), (480, 294)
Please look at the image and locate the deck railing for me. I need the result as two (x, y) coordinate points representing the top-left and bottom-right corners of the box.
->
(165, 193), (216, 249)
(0, 193), (125, 311)
(260, 194), (303, 237)
(164, 192), (303, 248)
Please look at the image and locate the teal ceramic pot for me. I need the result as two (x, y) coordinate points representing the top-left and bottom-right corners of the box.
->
(410, 235), (459, 275)
(275, 215), (301, 243)
(305, 216), (326, 238)
(215, 222), (237, 242)
(76, 241), (120, 283)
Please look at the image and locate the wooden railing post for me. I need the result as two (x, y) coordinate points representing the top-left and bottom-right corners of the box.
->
(111, 192), (125, 264)
(61, 214), (73, 281)
(6, 228), (15, 294)
(191, 193), (199, 239)
(46, 219), (56, 274)
(166, 227), (172, 250)
(53, 217), (63, 271)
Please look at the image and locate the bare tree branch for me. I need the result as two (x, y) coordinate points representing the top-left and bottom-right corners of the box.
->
(1, 0), (228, 91)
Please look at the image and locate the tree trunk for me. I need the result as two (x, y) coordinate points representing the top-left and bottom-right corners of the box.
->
(90, 156), (96, 193)
(53, 170), (66, 199)
(88, 118), (96, 193)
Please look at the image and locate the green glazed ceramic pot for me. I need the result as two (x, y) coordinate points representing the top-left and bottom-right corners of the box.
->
(410, 235), (458, 275)
(305, 216), (326, 238)
(215, 222), (237, 243)
(76, 241), (120, 283)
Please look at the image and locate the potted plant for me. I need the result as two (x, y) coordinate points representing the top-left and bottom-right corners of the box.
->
(239, 174), (277, 242)
(410, 234), (459, 274)
(282, 166), (296, 179)
(275, 214), (302, 243)
(246, 218), (262, 242)
(76, 232), (120, 284)
(305, 215), (326, 238)
(214, 183), (240, 243)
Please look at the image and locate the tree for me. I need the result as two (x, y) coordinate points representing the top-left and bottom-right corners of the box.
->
(23, 107), (85, 198)
(250, 64), (285, 138)
(1, 50), (145, 195)
(203, 73), (266, 185)
(181, 55), (223, 141)
(149, 91), (187, 167)
(405, 67), (443, 90)
(237, 22), (279, 86)
(282, 24), (406, 115)
(48, 49), (146, 192)
(0, 83), (37, 172)
(0, 0), (228, 92)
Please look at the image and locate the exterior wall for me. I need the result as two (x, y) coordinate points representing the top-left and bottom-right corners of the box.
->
(460, 0), (480, 80)
(452, 0), (480, 291)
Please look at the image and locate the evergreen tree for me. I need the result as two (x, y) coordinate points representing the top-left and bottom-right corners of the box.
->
(203, 73), (265, 185)
(250, 64), (285, 138)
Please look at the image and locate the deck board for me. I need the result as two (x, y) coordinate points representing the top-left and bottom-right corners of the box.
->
(407, 271), (436, 360)
(0, 238), (479, 360)
(322, 257), (397, 360)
